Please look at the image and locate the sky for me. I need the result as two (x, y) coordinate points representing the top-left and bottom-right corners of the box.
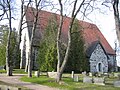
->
(1, 0), (120, 66)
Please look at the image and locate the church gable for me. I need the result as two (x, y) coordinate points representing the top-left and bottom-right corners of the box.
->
(89, 43), (108, 72)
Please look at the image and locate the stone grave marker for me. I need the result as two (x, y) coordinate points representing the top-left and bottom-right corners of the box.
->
(118, 74), (120, 80)
(93, 77), (105, 85)
(114, 81), (120, 87)
(34, 71), (40, 77)
(71, 71), (74, 78)
(98, 72), (102, 77)
(47, 72), (57, 78)
(74, 75), (79, 82)
(109, 73), (114, 77)
(114, 73), (119, 77)
(82, 71), (86, 76)
(83, 76), (93, 83)
(89, 72), (92, 77)
(103, 73), (109, 78)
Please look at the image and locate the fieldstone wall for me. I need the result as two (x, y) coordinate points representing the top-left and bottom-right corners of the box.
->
(89, 44), (108, 73)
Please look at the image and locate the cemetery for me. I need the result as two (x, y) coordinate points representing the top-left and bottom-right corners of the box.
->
(0, 68), (120, 89)
(0, 0), (120, 90)
(20, 70), (120, 89)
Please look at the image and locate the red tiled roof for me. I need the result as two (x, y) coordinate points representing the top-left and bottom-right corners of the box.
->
(82, 24), (115, 55)
(25, 7), (116, 55)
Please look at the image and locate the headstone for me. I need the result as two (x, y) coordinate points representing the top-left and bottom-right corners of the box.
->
(118, 74), (120, 80)
(89, 72), (92, 77)
(103, 73), (109, 77)
(109, 73), (114, 77)
(114, 81), (120, 87)
(93, 77), (105, 85)
(83, 76), (93, 83)
(82, 71), (86, 76)
(71, 71), (74, 78)
(98, 73), (100, 77)
(47, 72), (57, 78)
(114, 73), (120, 79)
(74, 75), (79, 82)
(114, 73), (119, 77)
(34, 71), (40, 77)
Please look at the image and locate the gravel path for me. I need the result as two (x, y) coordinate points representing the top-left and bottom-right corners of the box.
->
(0, 74), (59, 90)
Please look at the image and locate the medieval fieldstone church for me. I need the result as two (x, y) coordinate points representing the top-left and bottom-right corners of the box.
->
(20, 7), (117, 73)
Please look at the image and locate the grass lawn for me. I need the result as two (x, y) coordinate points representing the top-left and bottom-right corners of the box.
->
(0, 69), (35, 74)
(1, 69), (120, 90)
(20, 74), (120, 90)
(0, 69), (27, 74)
(13, 69), (28, 74)
(0, 70), (6, 73)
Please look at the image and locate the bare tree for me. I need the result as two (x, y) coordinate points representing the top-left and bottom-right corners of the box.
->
(0, 1), (7, 21)
(56, 0), (88, 82)
(5, 0), (14, 76)
(22, 0), (52, 73)
(28, 0), (41, 77)
(19, 0), (31, 69)
(0, 0), (17, 76)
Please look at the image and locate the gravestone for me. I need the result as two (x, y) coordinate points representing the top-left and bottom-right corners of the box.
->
(114, 81), (120, 87)
(83, 76), (93, 83)
(114, 73), (119, 77)
(34, 71), (40, 77)
(89, 72), (92, 77)
(82, 71), (86, 76)
(103, 73), (109, 77)
(47, 72), (57, 78)
(74, 75), (79, 82)
(118, 74), (120, 80)
(71, 71), (74, 78)
(109, 73), (114, 77)
(98, 73), (102, 77)
(93, 77), (105, 85)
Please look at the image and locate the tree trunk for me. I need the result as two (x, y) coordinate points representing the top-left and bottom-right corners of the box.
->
(28, 44), (33, 77)
(113, 0), (120, 45)
(19, 7), (24, 69)
(56, 22), (71, 82)
(6, 0), (13, 76)
(25, 59), (28, 72)
(28, 0), (40, 77)
(19, 0), (31, 69)
(56, 0), (85, 82)
(56, 72), (62, 82)
(6, 67), (13, 76)
(56, 0), (64, 82)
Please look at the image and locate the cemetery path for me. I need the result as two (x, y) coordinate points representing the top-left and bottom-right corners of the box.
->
(0, 74), (59, 90)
